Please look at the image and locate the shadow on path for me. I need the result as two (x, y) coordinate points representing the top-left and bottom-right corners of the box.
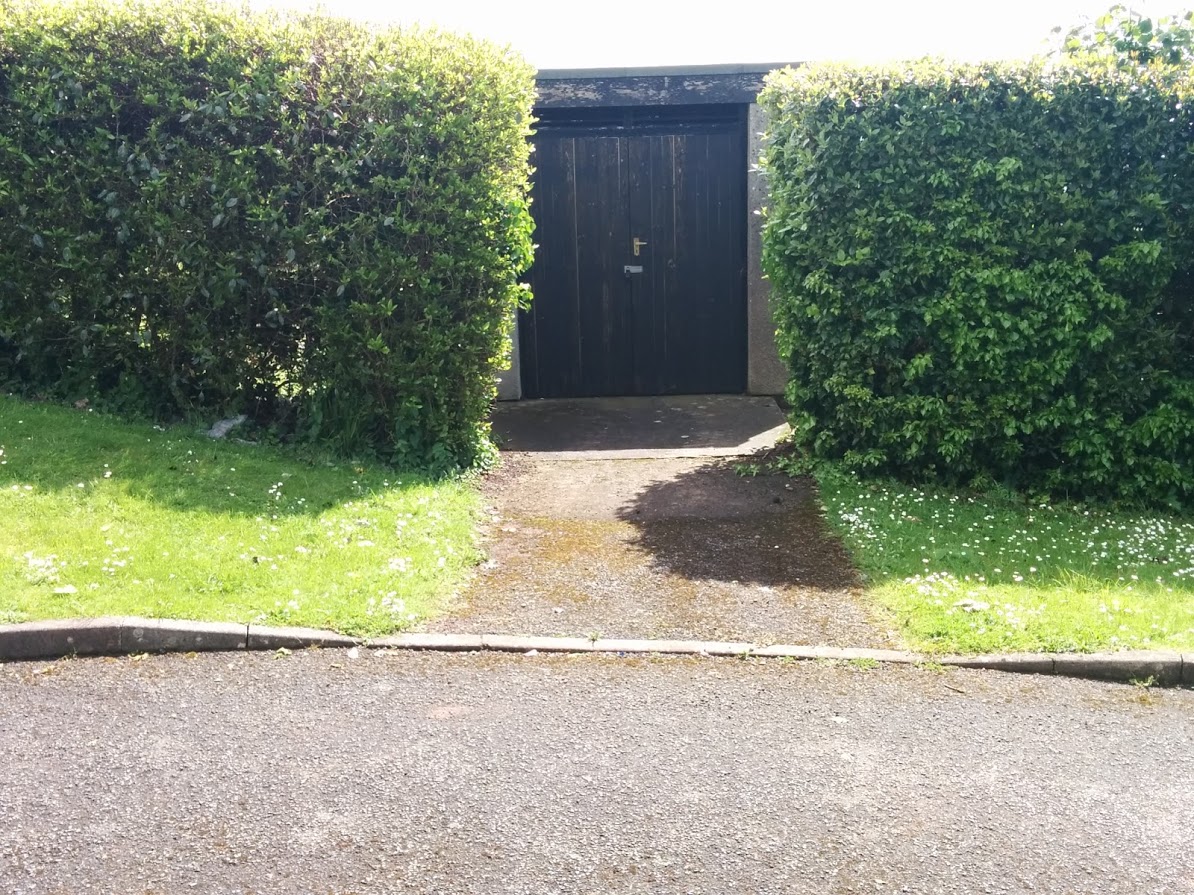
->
(613, 461), (858, 591)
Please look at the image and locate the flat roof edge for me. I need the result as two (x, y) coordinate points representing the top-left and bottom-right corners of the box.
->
(535, 63), (802, 80)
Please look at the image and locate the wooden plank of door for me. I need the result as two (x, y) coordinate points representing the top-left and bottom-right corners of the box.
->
(658, 129), (748, 394)
(573, 134), (634, 396)
(628, 133), (669, 395)
(702, 129), (748, 392)
(522, 135), (582, 399)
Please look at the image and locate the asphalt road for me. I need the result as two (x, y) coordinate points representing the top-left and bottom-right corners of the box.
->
(1, 650), (1192, 895)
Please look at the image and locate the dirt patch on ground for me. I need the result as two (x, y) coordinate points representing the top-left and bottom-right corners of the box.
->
(428, 455), (895, 646)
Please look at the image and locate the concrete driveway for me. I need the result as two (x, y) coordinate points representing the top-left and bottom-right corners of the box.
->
(491, 394), (791, 458)
(430, 397), (893, 646)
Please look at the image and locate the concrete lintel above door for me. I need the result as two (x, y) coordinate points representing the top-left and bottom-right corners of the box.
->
(535, 64), (801, 109)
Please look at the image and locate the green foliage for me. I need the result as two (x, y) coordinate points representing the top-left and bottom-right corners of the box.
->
(1055, 4), (1194, 68)
(0, 0), (535, 470)
(759, 60), (1194, 510)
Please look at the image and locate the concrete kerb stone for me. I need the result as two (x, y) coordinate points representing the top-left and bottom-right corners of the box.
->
(372, 633), (485, 652)
(246, 625), (358, 651)
(592, 638), (710, 654)
(749, 644), (920, 664)
(0, 618), (124, 661)
(848, 648), (920, 664)
(940, 653), (1057, 676)
(693, 641), (758, 657)
(481, 634), (600, 653)
(0, 619), (1189, 687)
(0, 617), (250, 660)
(1051, 651), (1184, 686)
(122, 618), (248, 654)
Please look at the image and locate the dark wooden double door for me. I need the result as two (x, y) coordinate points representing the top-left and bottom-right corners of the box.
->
(520, 107), (748, 398)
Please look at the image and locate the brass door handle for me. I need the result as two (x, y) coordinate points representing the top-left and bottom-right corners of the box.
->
(632, 237), (648, 256)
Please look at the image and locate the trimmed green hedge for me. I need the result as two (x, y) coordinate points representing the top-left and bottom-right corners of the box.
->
(760, 61), (1194, 509)
(0, 0), (535, 469)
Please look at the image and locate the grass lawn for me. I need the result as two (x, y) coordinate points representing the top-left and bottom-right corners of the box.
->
(0, 396), (481, 636)
(815, 465), (1194, 655)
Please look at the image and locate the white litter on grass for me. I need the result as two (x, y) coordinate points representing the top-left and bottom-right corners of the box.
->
(207, 415), (247, 439)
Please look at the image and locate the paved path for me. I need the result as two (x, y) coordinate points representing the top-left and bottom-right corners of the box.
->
(432, 454), (893, 646)
(433, 395), (890, 644)
(2, 650), (1192, 894)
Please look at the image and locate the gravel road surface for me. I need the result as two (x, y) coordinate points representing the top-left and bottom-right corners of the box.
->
(1, 650), (1192, 894)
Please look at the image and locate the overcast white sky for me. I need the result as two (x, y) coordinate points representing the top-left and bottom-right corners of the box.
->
(246, 0), (1180, 68)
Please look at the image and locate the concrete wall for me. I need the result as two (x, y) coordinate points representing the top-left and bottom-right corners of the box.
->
(745, 103), (789, 396)
(495, 313), (521, 401)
